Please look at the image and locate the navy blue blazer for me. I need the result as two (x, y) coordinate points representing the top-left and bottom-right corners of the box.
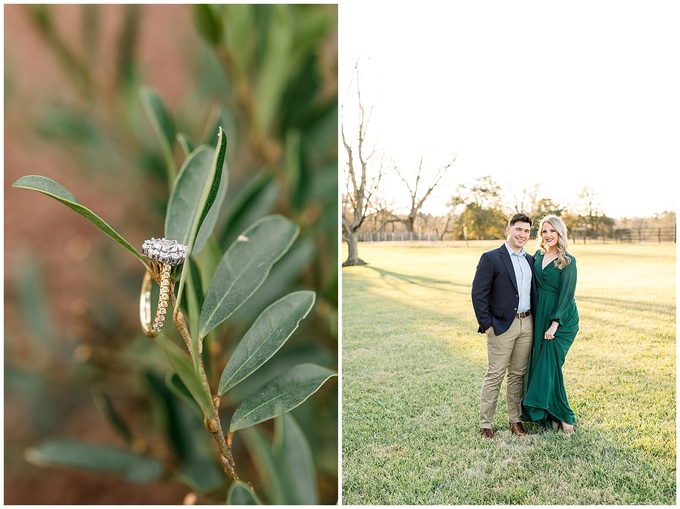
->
(471, 244), (537, 335)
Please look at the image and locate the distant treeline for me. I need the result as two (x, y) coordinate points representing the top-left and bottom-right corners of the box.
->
(358, 210), (676, 243)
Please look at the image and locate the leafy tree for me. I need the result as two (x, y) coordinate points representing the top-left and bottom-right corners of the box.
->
(455, 203), (507, 240)
(449, 176), (507, 240)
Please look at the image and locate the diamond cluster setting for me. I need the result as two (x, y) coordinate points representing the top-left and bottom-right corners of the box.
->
(142, 238), (188, 266)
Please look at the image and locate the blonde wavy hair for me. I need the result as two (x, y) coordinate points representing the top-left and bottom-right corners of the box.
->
(538, 215), (572, 269)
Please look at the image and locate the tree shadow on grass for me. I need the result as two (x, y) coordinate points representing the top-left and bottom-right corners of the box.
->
(363, 265), (471, 293)
(342, 281), (675, 504)
(576, 294), (675, 317)
(342, 248), (675, 504)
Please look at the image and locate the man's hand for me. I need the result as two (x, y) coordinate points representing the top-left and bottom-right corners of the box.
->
(485, 326), (493, 334)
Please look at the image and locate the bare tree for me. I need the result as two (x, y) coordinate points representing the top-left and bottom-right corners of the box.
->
(362, 197), (403, 233)
(394, 155), (457, 232)
(508, 183), (541, 215)
(435, 213), (457, 241)
(341, 67), (386, 266)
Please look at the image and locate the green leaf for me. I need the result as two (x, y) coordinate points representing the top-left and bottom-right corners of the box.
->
(218, 291), (315, 396)
(143, 371), (192, 459)
(31, 4), (52, 30)
(165, 372), (200, 413)
(38, 104), (104, 148)
(93, 387), (133, 443)
(229, 363), (336, 432)
(140, 86), (177, 182)
(174, 127), (228, 312)
(236, 413), (317, 504)
(228, 480), (262, 505)
(177, 132), (195, 156)
(26, 440), (163, 483)
(163, 159), (213, 269)
(116, 6), (141, 96)
(160, 337), (213, 418)
(193, 4), (223, 46)
(284, 130), (304, 211)
(239, 426), (285, 503)
(199, 215), (299, 339)
(178, 457), (224, 494)
(220, 171), (279, 251)
(223, 5), (254, 76)
(228, 343), (333, 404)
(230, 234), (315, 324)
(12, 175), (146, 267)
(194, 236), (222, 290)
(165, 145), (227, 255)
(17, 258), (55, 345)
(273, 413), (318, 504)
(144, 371), (223, 494)
(184, 256), (204, 342)
(255, 5), (293, 132)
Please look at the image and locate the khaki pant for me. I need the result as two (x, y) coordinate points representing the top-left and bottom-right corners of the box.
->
(479, 315), (533, 428)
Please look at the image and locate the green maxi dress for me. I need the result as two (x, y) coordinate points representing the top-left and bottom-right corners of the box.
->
(522, 250), (579, 427)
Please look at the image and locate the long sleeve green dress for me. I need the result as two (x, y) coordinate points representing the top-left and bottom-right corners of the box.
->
(522, 250), (579, 427)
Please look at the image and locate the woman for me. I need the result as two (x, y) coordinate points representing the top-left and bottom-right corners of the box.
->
(522, 215), (579, 433)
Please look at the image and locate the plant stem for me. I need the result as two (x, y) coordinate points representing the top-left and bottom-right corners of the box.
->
(169, 289), (239, 482)
(25, 5), (95, 99)
(169, 291), (195, 364)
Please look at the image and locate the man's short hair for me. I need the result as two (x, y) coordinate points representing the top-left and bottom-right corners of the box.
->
(508, 212), (532, 227)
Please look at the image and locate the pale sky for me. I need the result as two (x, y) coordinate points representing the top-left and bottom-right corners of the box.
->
(339, 1), (679, 218)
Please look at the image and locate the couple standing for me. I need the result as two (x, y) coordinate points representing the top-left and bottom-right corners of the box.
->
(471, 213), (579, 438)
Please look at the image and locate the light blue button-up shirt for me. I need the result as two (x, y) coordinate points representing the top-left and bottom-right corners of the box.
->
(505, 242), (531, 313)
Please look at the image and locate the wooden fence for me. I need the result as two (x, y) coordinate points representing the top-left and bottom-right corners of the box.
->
(358, 227), (676, 243)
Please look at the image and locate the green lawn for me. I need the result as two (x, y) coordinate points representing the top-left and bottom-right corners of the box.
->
(341, 241), (676, 505)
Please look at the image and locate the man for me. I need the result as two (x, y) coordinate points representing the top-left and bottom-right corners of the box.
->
(471, 213), (536, 439)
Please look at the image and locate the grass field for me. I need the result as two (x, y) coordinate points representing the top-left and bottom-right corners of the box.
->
(341, 241), (676, 505)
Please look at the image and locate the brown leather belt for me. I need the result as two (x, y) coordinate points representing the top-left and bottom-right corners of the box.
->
(516, 311), (531, 319)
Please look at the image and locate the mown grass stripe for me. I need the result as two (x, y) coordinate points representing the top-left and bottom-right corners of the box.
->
(342, 242), (675, 505)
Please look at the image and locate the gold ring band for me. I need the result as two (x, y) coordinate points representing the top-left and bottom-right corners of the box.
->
(139, 238), (187, 337)
(140, 262), (173, 337)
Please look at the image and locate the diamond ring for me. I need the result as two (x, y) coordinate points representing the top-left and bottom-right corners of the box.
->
(139, 238), (188, 337)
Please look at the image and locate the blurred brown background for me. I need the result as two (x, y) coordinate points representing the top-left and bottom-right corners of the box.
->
(5, 4), (338, 504)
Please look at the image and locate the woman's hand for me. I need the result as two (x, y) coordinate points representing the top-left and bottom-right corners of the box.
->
(544, 321), (559, 340)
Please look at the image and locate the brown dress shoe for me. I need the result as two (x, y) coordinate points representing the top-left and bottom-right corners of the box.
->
(481, 428), (494, 439)
(509, 422), (527, 436)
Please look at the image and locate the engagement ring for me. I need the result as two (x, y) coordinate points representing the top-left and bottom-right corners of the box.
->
(140, 238), (188, 337)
